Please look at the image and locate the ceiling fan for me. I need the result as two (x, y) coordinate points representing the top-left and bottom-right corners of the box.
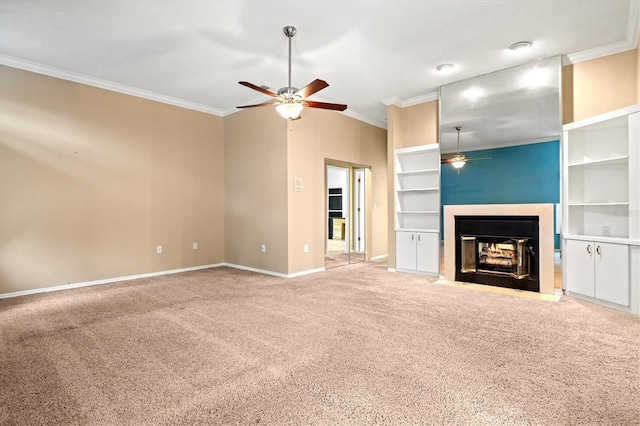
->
(237, 26), (347, 120)
(441, 126), (491, 172)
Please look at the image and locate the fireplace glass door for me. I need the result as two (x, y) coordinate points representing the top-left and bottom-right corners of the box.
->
(460, 236), (530, 279)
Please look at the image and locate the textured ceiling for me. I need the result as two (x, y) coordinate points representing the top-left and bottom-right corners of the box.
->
(0, 0), (637, 136)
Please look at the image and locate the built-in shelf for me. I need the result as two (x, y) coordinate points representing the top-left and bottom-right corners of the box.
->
(568, 155), (629, 167)
(562, 104), (639, 315)
(395, 143), (441, 276)
(568, 202), (629, 206)
(397, 169), (439, 175)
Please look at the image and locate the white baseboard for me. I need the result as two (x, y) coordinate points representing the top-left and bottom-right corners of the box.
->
(223, 263), (289, 278)
(371, 254), (389, 261)
(1, 262), (332, 299)
(223, 263), (325, 278)
(0, 264), (224, 299)
(287, 267), (326, 278)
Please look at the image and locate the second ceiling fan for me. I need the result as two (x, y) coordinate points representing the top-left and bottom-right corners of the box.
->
(441, 126), (491, 171)
(237, 26), (347, 120)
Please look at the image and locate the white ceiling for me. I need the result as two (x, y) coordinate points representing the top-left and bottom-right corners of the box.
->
(0, 0), (638, 132)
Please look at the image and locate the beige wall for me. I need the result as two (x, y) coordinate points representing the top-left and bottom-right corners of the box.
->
(385, 100), (439, 269)
(0, 66), (225, 294)
(563, 48), (638, 123)
(396, 101), (440, 149)
(287, 108), (388, 274)
(223, 108), (289, 274)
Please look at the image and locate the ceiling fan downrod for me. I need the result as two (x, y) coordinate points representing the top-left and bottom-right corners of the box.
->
(283, 26), (296, 91)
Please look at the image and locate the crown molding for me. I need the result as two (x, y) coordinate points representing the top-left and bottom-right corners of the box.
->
(381, 91), (439, 108)
(342, 109), (387, 129)
(0, 54), (226, 116)
(565, 0), (639, 64)
(1, 55), (386, 128)
(381, 96), (402, 106)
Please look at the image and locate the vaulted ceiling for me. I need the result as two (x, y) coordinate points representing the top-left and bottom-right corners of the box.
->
(0, 0), (637, 131)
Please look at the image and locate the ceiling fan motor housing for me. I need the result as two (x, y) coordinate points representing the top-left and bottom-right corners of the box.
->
(277, 87), (300, 98)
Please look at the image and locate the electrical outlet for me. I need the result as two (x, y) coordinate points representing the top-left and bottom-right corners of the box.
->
(261, 244), (266, 252)
(602, 226), (611, 236)
(193, 242), (198, 249)
(156, 245), (162, 254)
(304, 244), (309, 253)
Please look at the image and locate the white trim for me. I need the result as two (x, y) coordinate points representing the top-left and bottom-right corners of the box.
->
(224, 263), (326, 278)
(371, 254), (389, 261)
(287, 267), (326, 278)
(446, 136), (560, 154)
(342, 109), (387, 129)
(0, 55), (226, 116)
(387, 268), (397, 272)
(565, 1), (639, 65)
(0, 55), (387, 129)
(381, 92), (438, 108)
(562, 104), (639, 131)
(0, 262), (333, 299)
(0, 264), (223, 299)
(566, 40), (636, 65)
(223, 263), (289, 278)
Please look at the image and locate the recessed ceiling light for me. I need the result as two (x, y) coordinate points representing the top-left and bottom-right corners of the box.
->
(436, 63), (455, 72)
(509, 41), (532, 51)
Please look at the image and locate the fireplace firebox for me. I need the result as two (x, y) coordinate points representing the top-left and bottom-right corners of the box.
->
(455, 216), (539, 292)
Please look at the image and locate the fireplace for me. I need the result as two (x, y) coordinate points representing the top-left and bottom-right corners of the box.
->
(444, 204), (554, 295)
(455, 216), (539, 292)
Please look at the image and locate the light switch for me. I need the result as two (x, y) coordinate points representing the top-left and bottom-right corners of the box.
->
(294, 178), (303, 192)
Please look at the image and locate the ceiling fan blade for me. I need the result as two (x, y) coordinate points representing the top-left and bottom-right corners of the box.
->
(238, 81), (276, 97)
(441, 155), (466, 164)
(237, 100), (280, 109)
(306, 100), (347, 111)
(295, 79), (329, 98)
(441, 156), (491, 164)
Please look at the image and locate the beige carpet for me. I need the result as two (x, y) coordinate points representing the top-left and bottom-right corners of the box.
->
(1, 262), (639, 425)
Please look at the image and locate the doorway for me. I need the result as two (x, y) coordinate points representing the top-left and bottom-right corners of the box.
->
(325, 162), (371, 269)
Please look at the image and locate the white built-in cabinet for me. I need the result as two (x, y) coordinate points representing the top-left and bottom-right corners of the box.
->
(562, 105), (639, 313)
(395, 144), (440, 276)
(565, 240), (629, 306)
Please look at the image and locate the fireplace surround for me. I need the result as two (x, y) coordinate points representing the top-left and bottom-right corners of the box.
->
(444, 204), (555, 295)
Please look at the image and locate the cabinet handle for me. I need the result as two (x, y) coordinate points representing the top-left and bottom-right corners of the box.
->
(586, 244), (591, 254)
(596, 245), (601, 255)
(417, 234), (421, 242)
(411, 234), (414, 241)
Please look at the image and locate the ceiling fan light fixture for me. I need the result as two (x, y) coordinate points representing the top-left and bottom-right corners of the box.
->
(451, 158), (466, 169)
(509, 41), (532, 51)
(276, 101), (303, 119)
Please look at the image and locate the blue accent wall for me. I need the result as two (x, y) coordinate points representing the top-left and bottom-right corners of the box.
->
(441, 140), (560, 248)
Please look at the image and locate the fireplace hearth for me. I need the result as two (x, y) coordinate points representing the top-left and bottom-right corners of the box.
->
(455, 216), (539, 292)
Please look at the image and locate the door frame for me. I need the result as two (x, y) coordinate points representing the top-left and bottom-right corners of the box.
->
(325, 159), (372, 262)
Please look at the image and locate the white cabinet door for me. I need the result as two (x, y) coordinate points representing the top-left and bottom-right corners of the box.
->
(565, 239), (595, 297)
(417, 232), (439, 274)
(595, 242), (629, 306)
(396, 231), (417, 271)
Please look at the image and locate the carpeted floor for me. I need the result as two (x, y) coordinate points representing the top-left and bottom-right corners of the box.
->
(1, 262), (639, 425)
